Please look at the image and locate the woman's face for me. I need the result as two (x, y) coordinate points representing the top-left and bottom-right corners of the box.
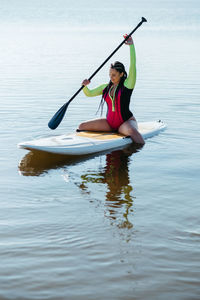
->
(109, 68), (123, 85)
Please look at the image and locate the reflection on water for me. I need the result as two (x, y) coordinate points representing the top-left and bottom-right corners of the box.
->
(18, 150), (93, 176)
(79, 150), (134, 228)
(19, 144), (143, 229)
(76, 144), (143, 229)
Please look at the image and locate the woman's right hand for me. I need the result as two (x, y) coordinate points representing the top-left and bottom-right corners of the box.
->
(82, 79), (90, 86)
(123, 34), (133, 45)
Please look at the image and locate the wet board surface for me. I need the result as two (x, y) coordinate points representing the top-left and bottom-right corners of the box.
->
(18, 121), (166, 155)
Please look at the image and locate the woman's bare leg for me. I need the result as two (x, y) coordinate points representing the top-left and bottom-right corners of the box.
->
(118, 119), (145, 144)
(79, 118), (113, 132)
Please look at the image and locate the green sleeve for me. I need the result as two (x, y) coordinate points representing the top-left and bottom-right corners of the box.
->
(83, 84), (108, 97)
(124, 44), (136, 89)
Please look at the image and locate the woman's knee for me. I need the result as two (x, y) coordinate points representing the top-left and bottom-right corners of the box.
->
(78, 122), (87, 130)
(128, 127), (138, 136)
(119, 126), (137, 136)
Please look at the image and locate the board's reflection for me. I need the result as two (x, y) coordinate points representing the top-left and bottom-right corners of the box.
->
(18, 150), (93, 176)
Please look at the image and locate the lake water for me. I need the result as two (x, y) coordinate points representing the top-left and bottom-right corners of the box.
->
(0, 0), (200, 299)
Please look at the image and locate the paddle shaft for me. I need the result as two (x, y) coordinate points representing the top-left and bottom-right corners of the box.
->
(67, 17), (147, 105)
(48, 17), (147, 129)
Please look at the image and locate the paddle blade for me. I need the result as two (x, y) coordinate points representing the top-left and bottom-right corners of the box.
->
(48, 102), (69, 130)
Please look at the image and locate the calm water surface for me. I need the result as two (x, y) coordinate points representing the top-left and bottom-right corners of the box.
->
(0, 1), (200, 299)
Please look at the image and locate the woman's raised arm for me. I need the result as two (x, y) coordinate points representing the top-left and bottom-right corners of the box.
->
(124, 35), (136, 90)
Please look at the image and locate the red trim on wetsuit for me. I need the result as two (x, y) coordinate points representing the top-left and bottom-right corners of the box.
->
(104, 89), (123, 130)
(103, 85), (133, 130)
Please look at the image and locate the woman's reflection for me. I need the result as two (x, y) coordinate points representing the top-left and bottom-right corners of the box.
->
(78, 144), (142, 229)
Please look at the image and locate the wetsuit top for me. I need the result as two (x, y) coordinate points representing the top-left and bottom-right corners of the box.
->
(83, 44), (136, 130)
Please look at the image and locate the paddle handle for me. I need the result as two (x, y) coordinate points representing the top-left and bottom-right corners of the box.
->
(67, 17), (147, 105)
(88, 17), (147, 81)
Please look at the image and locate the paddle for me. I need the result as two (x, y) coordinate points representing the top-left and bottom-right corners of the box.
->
(48, 17), (147, 130)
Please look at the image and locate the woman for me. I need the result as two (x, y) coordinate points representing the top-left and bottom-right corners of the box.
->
(79, 35), (145, 145)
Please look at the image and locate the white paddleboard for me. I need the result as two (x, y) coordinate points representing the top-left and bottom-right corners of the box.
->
(18, 121), (166, 155)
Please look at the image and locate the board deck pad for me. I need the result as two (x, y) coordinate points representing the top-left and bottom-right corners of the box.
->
(18, 121), (166, 155)
(76, 131), (125, 140)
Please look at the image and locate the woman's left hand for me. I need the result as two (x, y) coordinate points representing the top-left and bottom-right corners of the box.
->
(123, 34), (133, 45)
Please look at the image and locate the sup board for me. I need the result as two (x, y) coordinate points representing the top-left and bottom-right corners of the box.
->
(18, 121), (166, 155)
